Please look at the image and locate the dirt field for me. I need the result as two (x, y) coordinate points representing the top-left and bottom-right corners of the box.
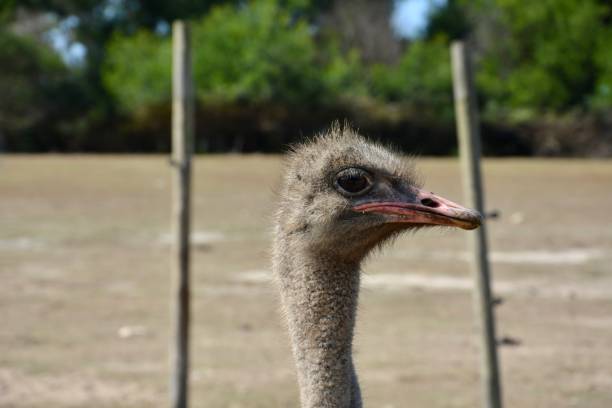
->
(1, 155), (611, 407)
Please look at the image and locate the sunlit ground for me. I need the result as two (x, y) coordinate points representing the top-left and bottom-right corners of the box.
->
(1, 155), (611, 407)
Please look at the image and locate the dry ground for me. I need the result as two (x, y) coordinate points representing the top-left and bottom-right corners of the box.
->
(1, 155), (611, 407)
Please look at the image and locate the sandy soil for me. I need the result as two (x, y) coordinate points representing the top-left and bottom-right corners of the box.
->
(1, 155), (611, 407)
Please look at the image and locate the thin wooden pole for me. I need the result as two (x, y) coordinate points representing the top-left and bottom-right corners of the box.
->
(451, 41), (503, 408)
(170, 20), (194, 408)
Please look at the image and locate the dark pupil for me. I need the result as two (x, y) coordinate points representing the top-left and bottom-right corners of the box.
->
(338, 173), (368, 193)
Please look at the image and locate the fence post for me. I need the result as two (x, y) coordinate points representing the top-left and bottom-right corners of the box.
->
(451, 41), (503, 408)
(170, 20), (194, 408)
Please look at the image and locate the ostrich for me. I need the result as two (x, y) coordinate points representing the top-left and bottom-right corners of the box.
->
(272, 125), (481, 408)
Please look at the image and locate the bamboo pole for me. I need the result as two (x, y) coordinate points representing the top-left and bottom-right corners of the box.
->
(451, 41), (503, 408)
(170, 20), (194, 408)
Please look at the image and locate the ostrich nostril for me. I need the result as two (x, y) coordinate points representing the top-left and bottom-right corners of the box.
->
(421, 198), (440, 208)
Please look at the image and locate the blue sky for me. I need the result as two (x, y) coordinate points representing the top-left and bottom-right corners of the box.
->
(393, 0), (446, 38)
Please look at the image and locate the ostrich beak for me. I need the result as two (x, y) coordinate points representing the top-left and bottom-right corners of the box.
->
(352, 188), (482, 230)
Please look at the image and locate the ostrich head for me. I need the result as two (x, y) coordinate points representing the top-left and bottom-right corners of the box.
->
(273, 124), (482, 408)
(276, 125), (481, 263)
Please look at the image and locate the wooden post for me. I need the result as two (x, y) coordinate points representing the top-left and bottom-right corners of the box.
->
(451, 41), (503, 408)
(170, 20), (194, 408)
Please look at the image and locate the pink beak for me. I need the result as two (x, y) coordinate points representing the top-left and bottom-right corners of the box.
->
(352, 188), (482, 230)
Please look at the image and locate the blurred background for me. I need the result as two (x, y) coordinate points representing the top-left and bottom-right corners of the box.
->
(2, 0), (611, 155)
(1, 1), (612, 407)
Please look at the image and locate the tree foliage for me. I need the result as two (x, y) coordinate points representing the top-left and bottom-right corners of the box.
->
(192, 0), (322, 104)
(591, 22), (612, 109)
(103, 0), (362, 110)
(476, 0), (611, 115)
(0, 28), (75, 131)
(2, 0), (611, 153)
(369, 38), (453, 117)
(103, 30), (171, 111)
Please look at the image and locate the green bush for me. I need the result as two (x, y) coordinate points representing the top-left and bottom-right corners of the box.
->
(0, 29), (67, 129)
(103, 0), (363, 111)
(193, 0), (320, 104)
(369, 38), (453, 118)
(103, 30), (172, 112)
(590, 26), (612, 110)
(477, 0), (610, 115)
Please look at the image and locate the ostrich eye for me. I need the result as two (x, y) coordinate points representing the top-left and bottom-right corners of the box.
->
(334, 168), (372, 195)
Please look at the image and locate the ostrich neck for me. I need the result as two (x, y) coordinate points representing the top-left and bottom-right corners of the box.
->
(275, 245), (363, 408)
